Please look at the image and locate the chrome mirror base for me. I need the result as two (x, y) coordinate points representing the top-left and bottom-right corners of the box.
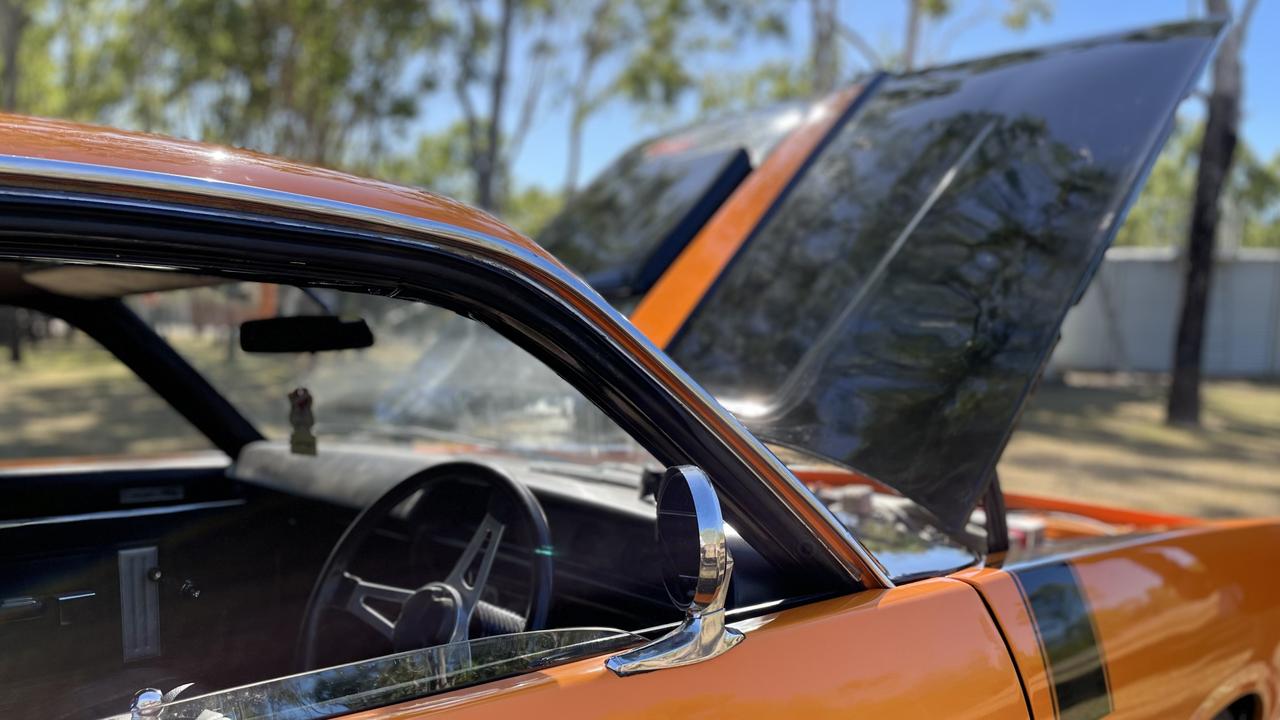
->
(605, 599), (744, 676)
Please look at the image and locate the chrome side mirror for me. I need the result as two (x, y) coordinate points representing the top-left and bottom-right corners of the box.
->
(606, 466), (744, 676)
(128, 682), (194, 719)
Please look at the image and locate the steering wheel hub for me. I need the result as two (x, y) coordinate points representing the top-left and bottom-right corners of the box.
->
(393, 582), (465, 651)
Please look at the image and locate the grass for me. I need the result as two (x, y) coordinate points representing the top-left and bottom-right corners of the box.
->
(998, 373), (1280, 518)
(2, 337), (1277, 519)
(0, 334), (295, 461)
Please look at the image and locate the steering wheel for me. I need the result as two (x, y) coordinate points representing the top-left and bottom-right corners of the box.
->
(297, 463), (553, 670)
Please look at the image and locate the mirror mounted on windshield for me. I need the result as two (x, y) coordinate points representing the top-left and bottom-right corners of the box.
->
(240, 316), (373, 353)
(605, 466), (743, 676)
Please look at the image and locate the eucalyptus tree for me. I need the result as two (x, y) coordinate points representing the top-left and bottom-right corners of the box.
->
(118, 0), (444, 167)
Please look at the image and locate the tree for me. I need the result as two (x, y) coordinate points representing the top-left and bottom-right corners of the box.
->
(698, 0), (1050, 115)
(560, 0), (788, 194)
(118, 0), (441, 167)
(0, 0), (32, 112)
(1116, 119), (1199, 247)
(1167, 0), (1259, 426)
(444, 0), (555, 212)
(0, 0), (32, 363)
(1117, 117), (1280, 249)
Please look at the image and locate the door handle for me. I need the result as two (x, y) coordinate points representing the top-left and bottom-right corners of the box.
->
(0, 596), (44, 623)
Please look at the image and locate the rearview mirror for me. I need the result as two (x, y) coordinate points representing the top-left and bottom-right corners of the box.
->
(605, 466), (743, 676)
(240, 316), (374, 353)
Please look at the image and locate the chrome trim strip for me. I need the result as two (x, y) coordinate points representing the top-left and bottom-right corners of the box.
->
(0, 153), (892, 588)
(0, 154), (522, 260)
(0, 499), (246, 530)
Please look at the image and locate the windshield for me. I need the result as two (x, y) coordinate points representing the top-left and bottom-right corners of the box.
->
(131, 284), (652, 467)
(536, 101), (810, 300)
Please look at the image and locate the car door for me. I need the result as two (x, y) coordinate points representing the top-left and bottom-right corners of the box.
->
(330, 579), (1029, 719)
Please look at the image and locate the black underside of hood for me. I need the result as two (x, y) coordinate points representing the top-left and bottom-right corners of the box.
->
(667, 20), (1224, 533)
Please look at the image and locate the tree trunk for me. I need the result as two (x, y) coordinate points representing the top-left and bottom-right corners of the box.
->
(1, 0), (28, 365)
(1166, 0), (1257, 425)
(0, 0), (27, 111)
(564, 111), (585, 196)
(476, 0), (515, 212)
(903, 0), (921, 71)
(810, 0), (837, 93)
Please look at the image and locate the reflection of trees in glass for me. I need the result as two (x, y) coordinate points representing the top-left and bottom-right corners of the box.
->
(161, 629), (641, 720)
(670, 54), (1169, 532)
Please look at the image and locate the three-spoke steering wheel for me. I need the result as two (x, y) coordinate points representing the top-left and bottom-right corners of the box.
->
(297, 463), (553, 670)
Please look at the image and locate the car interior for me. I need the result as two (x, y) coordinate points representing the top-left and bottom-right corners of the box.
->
(0, 263), (794, 719)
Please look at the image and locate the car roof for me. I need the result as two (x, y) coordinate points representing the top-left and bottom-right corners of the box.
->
(0, 113), (554, 264)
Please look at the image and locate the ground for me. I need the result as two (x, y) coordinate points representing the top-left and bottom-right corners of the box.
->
(2, 336), (1277, 518)
(998, 372), (1280, 518)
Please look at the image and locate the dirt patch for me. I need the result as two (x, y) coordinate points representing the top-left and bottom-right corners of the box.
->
(998, 373), (1280, 518)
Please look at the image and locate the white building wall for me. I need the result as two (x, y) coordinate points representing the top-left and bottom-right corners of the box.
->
(1048, 247), (1280, 377)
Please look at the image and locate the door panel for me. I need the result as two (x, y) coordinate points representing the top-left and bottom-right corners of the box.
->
(344, 578), (1028, 719)
(0, 467), (348, 719)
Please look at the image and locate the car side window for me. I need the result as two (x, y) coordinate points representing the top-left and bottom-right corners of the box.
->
(0, 307), (214, 467)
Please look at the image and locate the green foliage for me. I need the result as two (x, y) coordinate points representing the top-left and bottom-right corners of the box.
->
(376, 121), (477, 202)
(1002, 0), (1053, 30)
(504, 184), (565, 236)
(1116, 119), (1198, 247)
(377, 120), (563, 237)
(120, 0), (443, 166)
(698, 0), (1051, 115)
(2, 0), (138, 118)
(1117, 117), (1280, 249)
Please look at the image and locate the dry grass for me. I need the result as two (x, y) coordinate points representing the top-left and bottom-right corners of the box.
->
(0, 334), (294, 460)
(998, 373), (1280, 518)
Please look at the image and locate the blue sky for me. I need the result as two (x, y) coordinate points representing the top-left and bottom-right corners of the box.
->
(423, 1), (1280, 192)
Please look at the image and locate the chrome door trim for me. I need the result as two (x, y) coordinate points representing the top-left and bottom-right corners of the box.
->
(0, 154), (893, 589)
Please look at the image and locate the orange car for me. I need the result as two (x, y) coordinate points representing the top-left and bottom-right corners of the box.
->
(0, 19), (1273, 720)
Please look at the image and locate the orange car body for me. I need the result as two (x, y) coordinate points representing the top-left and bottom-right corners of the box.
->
(1, 18), (1276, 720)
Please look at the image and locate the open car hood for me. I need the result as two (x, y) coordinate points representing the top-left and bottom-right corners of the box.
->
(665, 20), (1223, 533)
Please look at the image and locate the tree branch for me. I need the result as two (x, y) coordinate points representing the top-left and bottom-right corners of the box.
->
(835, 21), (882, 69)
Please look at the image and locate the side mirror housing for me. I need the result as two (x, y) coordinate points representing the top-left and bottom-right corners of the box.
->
(605, 466), (744, 676)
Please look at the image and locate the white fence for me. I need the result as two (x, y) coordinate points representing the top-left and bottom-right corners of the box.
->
(1048, 247), (1280, 377)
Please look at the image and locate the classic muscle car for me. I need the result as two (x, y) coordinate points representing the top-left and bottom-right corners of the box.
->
(1, 18), (1275, 720)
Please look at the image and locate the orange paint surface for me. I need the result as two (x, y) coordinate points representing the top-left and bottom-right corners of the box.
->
(1002, 491), (1200, 529)
(952, 567), (1060, 719)
(345, 579), (1026, 719)
(795, 465), (1200, 531)
(959, 520), (1280, 719)
(0, 114), (545, 261)
(630, 85), (865, 348)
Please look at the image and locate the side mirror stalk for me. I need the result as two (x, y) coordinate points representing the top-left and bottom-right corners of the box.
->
(606, 466), (744, 676)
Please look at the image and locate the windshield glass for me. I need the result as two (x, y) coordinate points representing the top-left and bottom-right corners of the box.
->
(536, 101), (809, 299)
(130, 283), (652, 466)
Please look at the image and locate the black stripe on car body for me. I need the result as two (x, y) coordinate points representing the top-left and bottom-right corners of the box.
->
(1011, 562), (1113, 720)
